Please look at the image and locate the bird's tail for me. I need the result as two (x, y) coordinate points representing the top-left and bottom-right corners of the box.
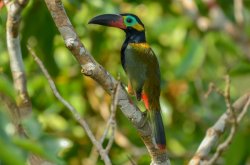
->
(149, 110), (166, 150)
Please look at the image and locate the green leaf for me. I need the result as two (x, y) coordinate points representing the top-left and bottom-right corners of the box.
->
(40, 135), (66, 165)
(0, 75), (15, 99)
(0, 138), (26, 165)
(0, 112), (26, 165)
(224, 132), (248, 165)
(22, 115), (43, 139)
(13, 138), (45, 157)
(175, 38), (205, 78)
(230, 61), (250, 76)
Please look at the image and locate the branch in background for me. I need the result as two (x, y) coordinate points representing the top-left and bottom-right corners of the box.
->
(234, 0), (243, 26)
(43, 0), (170, 164)
(188, 76), (250, 165)
(85, 81), (119, 164)
(5, 0), (31, 118)
(28, 45), (112, 165)
(4, 0), (53, 164)
(207, 93), (250, 164)
(181, 0), (250, 60)
(101, 82), (119, 153)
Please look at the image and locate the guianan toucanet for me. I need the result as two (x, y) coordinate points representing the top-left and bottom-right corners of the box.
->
(89, 13), (166, 150)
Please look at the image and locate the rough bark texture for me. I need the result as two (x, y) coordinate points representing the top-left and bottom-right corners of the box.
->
(5, 0), (32, 118)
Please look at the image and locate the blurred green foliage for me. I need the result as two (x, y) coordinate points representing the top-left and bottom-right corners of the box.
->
(1, 0), (250, 164)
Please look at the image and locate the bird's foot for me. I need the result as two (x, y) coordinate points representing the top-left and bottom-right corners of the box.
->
(136, 93), (141, 101)
(136, 90), (142, 101)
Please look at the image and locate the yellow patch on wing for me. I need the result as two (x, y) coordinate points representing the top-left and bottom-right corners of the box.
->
(133, 23), (144, 31)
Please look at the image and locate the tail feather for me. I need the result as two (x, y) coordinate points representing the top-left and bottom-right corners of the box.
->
(149, 110), (166, 150)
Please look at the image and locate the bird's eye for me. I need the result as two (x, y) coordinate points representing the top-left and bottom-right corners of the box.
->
(126, 17), (132, 23)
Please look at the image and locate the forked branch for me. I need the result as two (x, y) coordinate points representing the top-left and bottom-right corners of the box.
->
(189, 76), (250, 165)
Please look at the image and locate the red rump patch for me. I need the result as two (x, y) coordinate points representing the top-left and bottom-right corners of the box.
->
(158, 144), (166, 150)
(142, 93), (149, 110)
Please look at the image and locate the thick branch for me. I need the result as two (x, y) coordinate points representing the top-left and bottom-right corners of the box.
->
(43, 0), (170, 164)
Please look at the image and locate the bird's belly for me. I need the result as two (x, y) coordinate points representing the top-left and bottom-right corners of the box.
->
(124, 50), (147, 87)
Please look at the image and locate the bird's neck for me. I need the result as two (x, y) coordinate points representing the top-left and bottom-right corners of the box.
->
(121, 31), (146, 70)
(125, 31), (146, 43)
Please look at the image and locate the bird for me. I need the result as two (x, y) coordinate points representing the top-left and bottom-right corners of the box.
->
(89, 13), (166, 150)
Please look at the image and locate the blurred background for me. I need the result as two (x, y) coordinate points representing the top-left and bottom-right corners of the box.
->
(1, 0), (250, 164)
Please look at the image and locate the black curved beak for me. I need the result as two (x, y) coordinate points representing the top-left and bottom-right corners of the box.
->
(88, 14), (126, 29)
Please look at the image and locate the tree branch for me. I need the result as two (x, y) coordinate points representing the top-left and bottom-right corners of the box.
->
(106, 82), (120, 153)
(234, 0), (244, 26)
(206, 92), (250, 164)
(189, 85), (250, 165)
(5, 0), (32, 118)
(43, 0), (170, 164)
(28, 45), (112, 165)
(4, 1), (54, 164)
(101, 81), (119, 153)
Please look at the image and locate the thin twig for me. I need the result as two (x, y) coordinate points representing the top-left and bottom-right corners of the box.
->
(105, 82), (120, 153)
(27, 45), (112, 165)
(100, 82), (119, 144)
(224, 75), (231, 112)
(237, 95), (250, 123)
(204, 83), (215, 98)
(207, 95), (250, 165)
(204, 82), (224, 99)
(224, 76), (237, 123)
(96, 81), (119, 158)
(189, 76), (250, 165)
